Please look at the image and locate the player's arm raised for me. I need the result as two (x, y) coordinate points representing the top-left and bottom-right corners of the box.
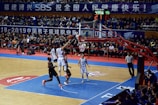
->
(61, 39), (71, 50)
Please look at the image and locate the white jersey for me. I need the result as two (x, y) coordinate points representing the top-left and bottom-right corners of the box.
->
(50, 48), (57, 61)
(125, 55), (133, 63)
(56, 47), (66, 68)
(56, 48), (64, 58)
(79, 58), (87, 73)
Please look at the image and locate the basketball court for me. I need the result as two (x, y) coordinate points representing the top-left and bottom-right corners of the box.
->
(0, 49), (157, 105)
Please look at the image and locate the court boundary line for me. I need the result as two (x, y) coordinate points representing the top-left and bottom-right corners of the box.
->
(61, 86), (78, 94)
(60, 82), (98, 94)
(80, 78), (134, 105)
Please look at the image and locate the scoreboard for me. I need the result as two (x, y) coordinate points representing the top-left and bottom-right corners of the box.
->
(94, 9), (110, 21)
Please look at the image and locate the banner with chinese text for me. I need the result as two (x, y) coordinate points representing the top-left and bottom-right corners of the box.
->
(0, 25), (145, 40)
(0, 2), (158, 14)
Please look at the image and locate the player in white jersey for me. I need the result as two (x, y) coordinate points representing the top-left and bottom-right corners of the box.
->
(56, 40), (71, 76)
(78, 53), (89, 83)
(50, 44), (57, 62)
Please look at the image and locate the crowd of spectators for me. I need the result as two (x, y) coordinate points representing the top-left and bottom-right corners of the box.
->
(0, 0), (157, 3)
(0, 15), (82, 28)
(0, 30), (158, 58)
(0, 14), (158, 56)
(0, 15), (158, 31)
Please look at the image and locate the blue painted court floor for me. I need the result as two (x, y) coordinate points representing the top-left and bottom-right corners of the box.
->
(81, 77), (136, 105)
(6, 75), (119, 100)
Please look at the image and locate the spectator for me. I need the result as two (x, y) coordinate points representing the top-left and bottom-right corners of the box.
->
(108, 43), (115, 57)
(144, 69), (157, 86)
(156, 92), (158, 105)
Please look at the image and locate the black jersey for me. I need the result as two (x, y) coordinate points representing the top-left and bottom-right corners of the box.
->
(65, 60), (71, 76)
(48, 62), (57, 77)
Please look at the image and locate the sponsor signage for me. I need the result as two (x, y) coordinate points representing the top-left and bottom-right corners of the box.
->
(0, 2), (158, 14)
(0, 76), (37, 86)
(0, 25), (145, 39)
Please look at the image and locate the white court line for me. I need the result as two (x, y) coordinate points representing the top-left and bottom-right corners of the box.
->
(61, 86), (78, 94)
(84, 82), (98, 85)
(68, 82), (98, 86)
(80, 78), (133, 105)
(61, 82), (98, 94)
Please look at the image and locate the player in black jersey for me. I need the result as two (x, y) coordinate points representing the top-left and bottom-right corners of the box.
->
(42, 57), (62, 88)
(63, 55), (71, 85)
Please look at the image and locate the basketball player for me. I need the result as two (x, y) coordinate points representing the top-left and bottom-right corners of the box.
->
(78, 53), (89, 83)
(56, 40), (71, 76)
(50, 43), (57, 62)
(42, 57), (62, 88)
(63, 54), (71, 85)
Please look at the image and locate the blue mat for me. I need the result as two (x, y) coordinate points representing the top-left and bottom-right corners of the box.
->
(6, 75), (119, 100)
(81, 77), (136, 105)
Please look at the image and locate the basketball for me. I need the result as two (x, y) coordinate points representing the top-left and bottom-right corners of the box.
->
(67, 35), (74, 39)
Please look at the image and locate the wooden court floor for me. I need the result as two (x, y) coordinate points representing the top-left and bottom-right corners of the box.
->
(0, 53), (135, 105)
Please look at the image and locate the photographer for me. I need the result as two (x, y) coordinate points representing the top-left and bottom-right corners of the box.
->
(144, 69), (157, 86)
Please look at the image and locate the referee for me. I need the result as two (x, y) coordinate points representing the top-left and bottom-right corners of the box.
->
(125, 52), (135, 78)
